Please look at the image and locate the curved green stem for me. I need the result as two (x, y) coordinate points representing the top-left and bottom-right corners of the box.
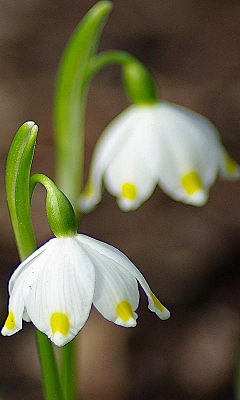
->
(87, 50), (158, 105)
(86, 50), (138, 80)
(6, 122), (64, 400)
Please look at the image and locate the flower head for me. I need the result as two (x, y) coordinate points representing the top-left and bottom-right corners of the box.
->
(79, 101), (240, 212)
(2, 234), (169, 346)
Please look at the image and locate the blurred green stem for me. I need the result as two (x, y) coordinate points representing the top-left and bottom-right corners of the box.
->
(236, 344), (240, 400)
(87, 50), (158, 104)
(54, 2), (113, 399)
(87, 50), (138, 79)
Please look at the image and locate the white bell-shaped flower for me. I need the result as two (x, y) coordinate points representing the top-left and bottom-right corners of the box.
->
(2, 234), (169, 347)
(79, 101), (240, 212)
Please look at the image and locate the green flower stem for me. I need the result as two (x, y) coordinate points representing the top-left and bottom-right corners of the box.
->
(236, 344), (240, 400)
(54, 3), (112, 398)
(87, 50), (138, 78)
(87, 50), (158, 104)
(54, 1), (113, 216)
(6, 122), (64, 400)
(61, 341), (78, 400)
(36, 331), (64, 400)
(30, 175), (78, 399)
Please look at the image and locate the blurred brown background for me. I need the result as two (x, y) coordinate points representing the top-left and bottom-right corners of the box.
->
(1, 0), (240, 399)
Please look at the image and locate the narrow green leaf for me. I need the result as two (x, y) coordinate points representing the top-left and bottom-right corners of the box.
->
(54, 1), (113, 213)
(6, 121), (37, 260)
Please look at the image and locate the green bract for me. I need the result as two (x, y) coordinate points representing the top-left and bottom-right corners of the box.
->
(122, 61), (158, 105)
(30, 174), (77, 238)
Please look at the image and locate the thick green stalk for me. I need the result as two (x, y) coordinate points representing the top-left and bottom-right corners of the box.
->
(61, 341), (78, 400)
(36, 331), (64, 400)
(6, 122), (64, 400)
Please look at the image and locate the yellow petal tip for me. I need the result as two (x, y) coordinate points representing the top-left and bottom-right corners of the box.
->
(181, 171), (203, 195)
(4, 311), (16, 331)
(83, 181), (94, 198)
(225, 154), (239, 175)
(50, 312), (69, 336)
(122, 183), (137, 201)
(150, 291), (170, 320)
(116, 300), (134, 323)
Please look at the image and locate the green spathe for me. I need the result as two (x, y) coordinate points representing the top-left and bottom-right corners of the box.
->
(30, 174), (77, 238)
(123, 61), (158, 105)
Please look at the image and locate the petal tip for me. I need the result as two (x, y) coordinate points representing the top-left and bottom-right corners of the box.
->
(149, 292), (170, 321)
(1, 325), (21, 336)
(115, 315), (138, 328)
(78, 193), (101, 213)
(221, 153), (240, 179)
(52, 332), (71, 347)
(117, 197), (140, 212)
(158, 307), (171, 320)
(185, 190), (209, 207)
(1, 326), (8, 336)
(149, 305), (171, 320)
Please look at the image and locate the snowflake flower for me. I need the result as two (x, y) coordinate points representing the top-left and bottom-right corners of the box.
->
(2, 234), (169, 346)
(80, 101), (240, 212)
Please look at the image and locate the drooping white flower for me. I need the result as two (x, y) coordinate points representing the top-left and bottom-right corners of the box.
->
(1, 234), (169, 347)
(79, 101), (240, 212)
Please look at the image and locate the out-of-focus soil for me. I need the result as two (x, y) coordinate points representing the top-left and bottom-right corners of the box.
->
(1, 1), (240, 399)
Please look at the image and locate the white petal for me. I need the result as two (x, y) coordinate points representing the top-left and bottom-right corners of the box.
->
(1, 267), (29, 336)
(104, 105), (166, 211)
(84, 246), (139, 327)
(76, 234), (170, 320)
(79, 105), (141, 212)
(218, 148), (240, 180)
(1, 242), (52, 337)
(155, 102), (220, 206)
(105, 156), (156, 211)
(22, 238), (95, 346)
(8, 239), (53, 295)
